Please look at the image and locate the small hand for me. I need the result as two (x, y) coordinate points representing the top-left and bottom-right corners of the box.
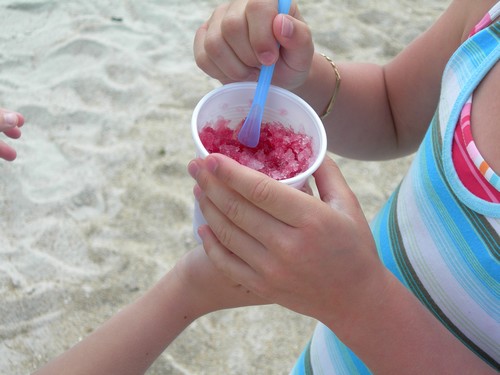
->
(173, 245), (269, 315)
(193, 0), (314, 90)
(0, 108), (25, 161)
(188, 154), (387, 324)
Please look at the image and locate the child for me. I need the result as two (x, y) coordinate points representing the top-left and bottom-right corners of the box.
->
(36, 0), (499, 373)
(191, 0), (499, 373)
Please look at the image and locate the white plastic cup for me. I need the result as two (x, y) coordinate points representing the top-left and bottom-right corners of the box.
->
(191, 82), (327, 242)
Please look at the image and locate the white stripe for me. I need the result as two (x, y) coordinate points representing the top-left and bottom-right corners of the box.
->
(398, 167), (500, 361)
(484, 168), (494, 181)
(310, 323), (348, 375)
(487, 216), (500, 234)
(439, 70), (460, 135)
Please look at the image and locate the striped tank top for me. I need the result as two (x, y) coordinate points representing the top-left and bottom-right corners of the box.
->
(290, 3), (500, 373)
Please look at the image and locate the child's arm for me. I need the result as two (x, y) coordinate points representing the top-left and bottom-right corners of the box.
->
(293, 0), (469, 160)
(307, 0), (498, 160)
(34, 269), (193, 375)
(0, 108), (24, 161)
(190, 153), (496, 374)
(34, 246), (267, 375)
(194, 0), (496, 160)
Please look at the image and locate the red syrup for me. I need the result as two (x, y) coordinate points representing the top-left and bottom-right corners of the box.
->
(199, 117), (314, 180)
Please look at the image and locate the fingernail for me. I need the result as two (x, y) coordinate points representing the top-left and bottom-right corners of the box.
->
(280, 15), (294, 38)
(197, 225), (208, 242)
(4, 113), (18, 127)
(259, 51), (275, 66)
(193, 184), (203, 200)
(205, 155), (218, 173)
(188, 160), (200, 179)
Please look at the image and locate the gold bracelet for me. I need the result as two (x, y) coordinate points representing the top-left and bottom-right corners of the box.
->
(320, 53), (341, 120)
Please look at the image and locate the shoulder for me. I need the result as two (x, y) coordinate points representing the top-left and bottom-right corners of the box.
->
(450, 0), (499, 42)
(449, 0), (500, 174)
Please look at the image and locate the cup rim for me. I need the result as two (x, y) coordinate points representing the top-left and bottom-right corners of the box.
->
(192, 82), (327, 186)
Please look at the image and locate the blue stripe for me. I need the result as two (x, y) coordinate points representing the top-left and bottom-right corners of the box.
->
(424, 122), (500, 286)
(489, 173), (500, 190)
(420, 123), (500, 316)
(326, 326), (371, 374)
(371, 194), (408, 286)
(454, 28), (499, 83)
(289, 346), (307, 375)
(346, 348), (371, 375)
(474, 27), (500, 54)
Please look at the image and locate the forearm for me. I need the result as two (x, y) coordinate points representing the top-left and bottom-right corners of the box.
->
(34, 245), (266, 375)
(292, 1), (478, 161)
(293, 53), (404, 160)
(34, 270), (199, 375)
(324, 268), (495, 374)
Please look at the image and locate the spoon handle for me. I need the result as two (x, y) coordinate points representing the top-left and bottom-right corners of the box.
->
(250, 0), (292, 115)
(237, 0), (292, 147)
(254, 65), (275, 109)
(278, 0), (292, 14)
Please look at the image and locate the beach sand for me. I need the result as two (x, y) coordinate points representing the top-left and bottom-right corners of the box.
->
(0, 0), (449, 373)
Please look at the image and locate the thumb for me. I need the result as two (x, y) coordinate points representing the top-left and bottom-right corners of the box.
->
(272, 14), (314, 87)
(313, 156), (361, 214)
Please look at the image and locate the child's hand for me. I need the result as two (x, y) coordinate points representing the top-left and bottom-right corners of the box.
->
(172, 245), (269, 316)
(188, 154), (389, 325)
(0, 109), (25, 161)
(193, 0), (314, 91)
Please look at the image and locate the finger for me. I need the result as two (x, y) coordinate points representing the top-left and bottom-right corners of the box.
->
(220, 0), (261, 68)
(192, 158), (291, 254)
(299, 180), (313, 195)
(198, 223), (262, 292)
(4, 127), (21, 139)
(246, 0), (282, 65)
(273, 14), (314, 75)
(198, 5), (259, 82)
(195, 181), (269, 258)
(195, 153), (319, 228)
(313, 156), (361, 215)
(0, 140), (17, 161)
(15, 113), (24, 127)
(193, 23), (231, 83)
(0, 111), (23, 132)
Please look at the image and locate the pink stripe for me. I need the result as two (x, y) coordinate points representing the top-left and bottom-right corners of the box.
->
(454, 131), (500, 203)
(469, 14), (492, 36)
(462, 101), (472, 113)
(460, 114), (471, 127)
(461, 124), (473, 146)
(460, 116), (471, 130)
(459, 102), (473, 145)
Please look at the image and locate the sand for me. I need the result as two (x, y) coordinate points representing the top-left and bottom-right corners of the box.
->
(0, 0), (449, 373)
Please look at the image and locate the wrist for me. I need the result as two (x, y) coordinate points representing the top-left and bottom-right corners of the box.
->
(156, 262), (212, 322)
(163, 247), (235, 319)
(322, 264), (491, 373)
(318, 54), (341, 120)
(333, 265), (398, 342)
(293, 52), (341, 119)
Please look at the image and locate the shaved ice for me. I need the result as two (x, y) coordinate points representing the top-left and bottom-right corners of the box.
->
(199, 117), (314, 180)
